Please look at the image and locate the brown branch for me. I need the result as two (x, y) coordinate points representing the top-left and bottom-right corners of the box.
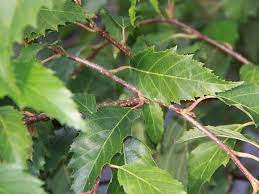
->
(24, 113), (49, 125)
(138, 18), (250, 64)
(70, 41), (109, 79)
(167, 105), (259, 193)
(97, 97), (142, 108)
(85, 19), (131, 57)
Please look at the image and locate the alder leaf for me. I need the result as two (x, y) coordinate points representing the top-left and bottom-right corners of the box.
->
(0, 165), (45, 194)
(117, 164), (186, 194)
(26, 0), (86, 39)
(124, 137), (156, 166)
(13, 45), (85, 130)
(0, 106), (31, 168)
(108, 137), (155, 194)
(156, 116), (188, 187)
(69, 107), (139, 194)
(187, 124), (244, 193)
(129, 47), (240, 104)
(74, 93), (97, 115)
(218, 84), (259, 125)
(178, 124), (259, 148)
(0, 0), (53, 100)
(240, 64), (259, 84)
(142, 104), (164, 144)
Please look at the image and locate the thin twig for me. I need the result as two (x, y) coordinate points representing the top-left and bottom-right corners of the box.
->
(70, 41), (109, 79)
(233, 150), (259, 163)
(110, 66), (131, 74)
(138, 18), (250, 64)
(86, 19), (131, 57)
(184, 96), (216, 112)
(41, 54), (61, 64)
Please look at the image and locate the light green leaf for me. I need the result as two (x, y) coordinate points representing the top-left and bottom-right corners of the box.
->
(13, 45), (85, 130)
(149, 0), (161, 14)
(117, 164), (186, 194)
(129, 47), (240, 104)
(0, 164), (45, 194)
(178, 124), (259, 148)
(0, 106), (31, 168)
(124, 137), (156, 166)
(69, 107), (139, 194)
(156, 116), (188, 187)
(26, 1), (86, 39)
(240, 64), (259, 84)
(129, 0), (137, 26)
(0, 0), (52, 99)
(74, 93), (97, 115)
(187, 124), (243, 193)
(218, 84), (259, 125)
(142, 104), (164, 144)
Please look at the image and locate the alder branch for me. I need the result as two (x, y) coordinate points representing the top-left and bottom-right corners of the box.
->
(81, 19), (131, 57)
(24, 113), (49, 125)
(70, 41), (109, 79)
(97, 97), (142, 108)
(138, 18), (250, 64)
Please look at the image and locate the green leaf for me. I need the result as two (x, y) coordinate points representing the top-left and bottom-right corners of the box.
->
(0, 0), (53, 99)
(101, 9), (132, 42)
(240, 64), (259, 84)
(13, 45), (85, 130)
(218, 84), (259, 125)
(129, 0), (137, 26)
(142, 104), (164, 144)
(46, 165), (71, 194)
(129, 47), (240, 104)
(82, 0), (107, 13)
(0, 164), (45, 194)
(74, 93), (97, 115)
(178, 124), (259, 148)
(187, 124), (243, 193)
(117, 164), (186, 194)
(149, 0), (161, 14)
(0, 106), (31, 168)
(124, 137), (156, 166)
(26, 1), (86, 39)
(156, 116), (188, 187)
(108, 137), (155, 194)
(69, 107), (139, 194)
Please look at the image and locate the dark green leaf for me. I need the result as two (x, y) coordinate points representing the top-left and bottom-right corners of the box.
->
(142, 104), (164, 144)
(69, 107), (139, 194)
(74, 93), (97, 115)
(129, 47), (240, 104)
(218, 84), (259, 125)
